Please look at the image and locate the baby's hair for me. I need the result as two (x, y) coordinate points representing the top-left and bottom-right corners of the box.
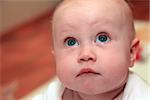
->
(54, 0), (133, 10)
(124, 0), (136, 39)
(53, 0), (64, 13)
(125, 0), (134, 9)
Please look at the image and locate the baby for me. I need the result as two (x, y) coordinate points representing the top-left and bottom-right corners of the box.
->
(33, 0), (150, 100)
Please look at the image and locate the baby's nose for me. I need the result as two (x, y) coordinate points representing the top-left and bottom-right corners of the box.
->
(77, 47), (97, 63)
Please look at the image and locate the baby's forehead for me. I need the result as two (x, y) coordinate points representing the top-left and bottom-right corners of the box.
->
(52, 0), (135, 40)
(53, 0), (131, 23)
(54, 0), (131, 27)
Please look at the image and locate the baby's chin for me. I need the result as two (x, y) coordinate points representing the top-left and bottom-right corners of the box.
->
(61, 78), (110, 95)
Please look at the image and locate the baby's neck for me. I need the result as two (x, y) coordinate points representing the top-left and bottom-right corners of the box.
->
(62, 84), (125, 100)
(77, 85), (125, 100)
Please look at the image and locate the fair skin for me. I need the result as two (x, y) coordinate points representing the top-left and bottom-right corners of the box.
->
(52, 0), (139, 100)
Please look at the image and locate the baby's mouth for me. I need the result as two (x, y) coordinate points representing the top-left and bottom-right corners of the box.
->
(76, 68), (101, 77)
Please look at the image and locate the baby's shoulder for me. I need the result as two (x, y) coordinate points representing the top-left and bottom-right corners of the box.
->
(123, 72), (150, 100)
(32, 77), (65, 100)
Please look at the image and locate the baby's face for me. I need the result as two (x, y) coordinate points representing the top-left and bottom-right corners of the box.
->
(52, 0), (135, 95)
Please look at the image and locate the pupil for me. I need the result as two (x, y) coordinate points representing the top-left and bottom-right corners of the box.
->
(99, 35), (107, 42)
(68, 39), (75, 45)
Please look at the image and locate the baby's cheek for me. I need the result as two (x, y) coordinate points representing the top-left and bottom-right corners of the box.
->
(56, 65), (68, 85)
(56, 65), (74, 89)
(56, 61), (67, 75)
(56, 58), (72, 78)
(102, 52), (129, 74)
(56, 54), (77, 86)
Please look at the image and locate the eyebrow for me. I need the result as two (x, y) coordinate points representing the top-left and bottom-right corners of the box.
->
(63, 18), (116, 30)
(94, 19), (124, 33)
(92, 17), (117, 26)
(58, 23), (78, 34)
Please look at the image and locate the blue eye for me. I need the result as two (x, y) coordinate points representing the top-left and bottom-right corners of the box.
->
(65, 37), (79, 46)
(96, 32), (110, 43)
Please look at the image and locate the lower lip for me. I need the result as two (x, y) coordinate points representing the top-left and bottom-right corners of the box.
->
(76, 72), (100, 77)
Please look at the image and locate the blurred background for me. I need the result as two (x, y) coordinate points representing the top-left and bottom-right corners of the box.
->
(0, 0), (149, 99)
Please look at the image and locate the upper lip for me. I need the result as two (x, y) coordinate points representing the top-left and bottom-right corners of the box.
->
(76, 68), (100, 77)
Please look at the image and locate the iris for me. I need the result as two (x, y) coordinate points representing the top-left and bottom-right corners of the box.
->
(65, 37), (78, 46)
(96, 32), (110, 43)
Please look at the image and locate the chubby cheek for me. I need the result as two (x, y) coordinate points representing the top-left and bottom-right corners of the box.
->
(100, 50), (130, 86)
(55, 53), (76, 86)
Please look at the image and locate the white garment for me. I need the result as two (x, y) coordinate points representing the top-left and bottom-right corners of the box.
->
(33, 72), (150, 100)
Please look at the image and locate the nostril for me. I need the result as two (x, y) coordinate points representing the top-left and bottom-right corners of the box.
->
(88, 58), (93, 61)
(80, 58), (85, 61)
(80, 57), (94, 61)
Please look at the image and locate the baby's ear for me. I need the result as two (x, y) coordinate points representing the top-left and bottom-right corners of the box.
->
(129, 37), (140, 67)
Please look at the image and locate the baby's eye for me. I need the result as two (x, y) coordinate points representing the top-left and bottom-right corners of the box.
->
(65, 37), (79, 46)
(95, 32), (110, 43)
